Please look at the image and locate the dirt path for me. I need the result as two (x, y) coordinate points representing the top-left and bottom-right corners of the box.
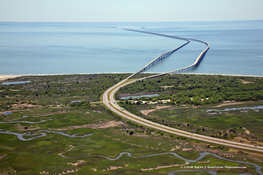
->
(215, 102), (246, 107)
(141, 106), (171, 116)
(141, 102), (249, 116)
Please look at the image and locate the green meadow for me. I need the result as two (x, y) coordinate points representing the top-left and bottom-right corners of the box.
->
(0, 74), (263, 174)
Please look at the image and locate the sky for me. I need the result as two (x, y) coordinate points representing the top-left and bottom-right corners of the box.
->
(0, 0), (263, 22)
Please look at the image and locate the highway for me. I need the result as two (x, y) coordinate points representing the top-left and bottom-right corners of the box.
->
(102, 29), (263, 153)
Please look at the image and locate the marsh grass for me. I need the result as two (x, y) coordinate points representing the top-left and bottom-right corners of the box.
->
(1, 74), (262, 174)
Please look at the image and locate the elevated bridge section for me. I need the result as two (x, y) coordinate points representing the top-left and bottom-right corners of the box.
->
(123, 28), (190, 79)
(103, 29), (263, 153)
(123, 28), (209, 80)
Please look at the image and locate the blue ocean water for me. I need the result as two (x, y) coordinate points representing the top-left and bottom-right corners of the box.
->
(0, 21), (262, 76)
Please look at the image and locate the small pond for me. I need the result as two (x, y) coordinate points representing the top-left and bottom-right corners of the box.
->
(2, 81), (31, 85)
(121, 94), (159, 100)
(0, 119), (52, 124)
(2, 112), (13, 115)
(70, 100), (81, 103)
(206, 106), (263, 113)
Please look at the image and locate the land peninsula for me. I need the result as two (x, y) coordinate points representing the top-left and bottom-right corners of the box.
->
(0, 73), (263, 174)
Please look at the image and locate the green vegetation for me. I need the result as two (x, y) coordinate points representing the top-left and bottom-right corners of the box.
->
(117, 74), (263, 105)
(0, 74), (134, 111)
(148, 103), (263, 140)
(0, 74), (263, 174)
(117, 74), (263, 142)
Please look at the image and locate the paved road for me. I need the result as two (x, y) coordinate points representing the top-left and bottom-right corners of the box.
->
(102, 29), (263, 153)
(103, 79), (263, 153)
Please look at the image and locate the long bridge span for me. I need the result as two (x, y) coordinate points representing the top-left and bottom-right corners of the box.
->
(122, 28), (210, 79)
(103, 28), (263, 153)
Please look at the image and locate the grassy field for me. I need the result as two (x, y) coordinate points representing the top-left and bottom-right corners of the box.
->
(148, 102), (263, 139)
(1, 74), (263, 174)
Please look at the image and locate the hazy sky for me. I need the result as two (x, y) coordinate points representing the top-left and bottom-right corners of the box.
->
(1, 0), (263, 22)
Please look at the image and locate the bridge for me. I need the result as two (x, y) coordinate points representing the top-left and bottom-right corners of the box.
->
(122, 28), (209, 79)
(102, 28), (263, 153)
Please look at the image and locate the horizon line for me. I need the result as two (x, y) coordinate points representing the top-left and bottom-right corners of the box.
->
(0, 19), (263, 23)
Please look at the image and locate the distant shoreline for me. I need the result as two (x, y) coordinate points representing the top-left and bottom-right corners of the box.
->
(1, 73), (263, 81)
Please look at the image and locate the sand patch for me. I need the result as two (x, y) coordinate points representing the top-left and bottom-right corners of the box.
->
(245, 130), (250, 134)
(141, 162), (189, 171)
(141, 109), (156, 116)
(197, 160), (210, 164)
(92, 110), (102, 114)
(100, 164), (129, 171)
(156, 106), (171, 110)
(243, 127), (250, 134)
(10, 89), (19, 91)
(169, 146), (181, 151)
(182, 148), (192, 151)
(161, 86), (173, 89)
(215, 102), (245, 108)
(240, 79), (252, 84)
(0, 75), (21, 81)
(169, 148), (176, 151)
(12, 103), (40, 109)
(40, 168), (80, 175)
(0, 154), (6, 159)
(92, 168), (97, 171)
(141, 106), (171, 116)
(67, 160), (86, 166)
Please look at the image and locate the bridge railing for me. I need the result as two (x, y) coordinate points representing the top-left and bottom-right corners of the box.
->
(123, 28), (210, 81)
(123, 29), (190, 80)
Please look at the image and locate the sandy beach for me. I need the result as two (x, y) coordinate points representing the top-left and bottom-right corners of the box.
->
(0, 75), (21, 81)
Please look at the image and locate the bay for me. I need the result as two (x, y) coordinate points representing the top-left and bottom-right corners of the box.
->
(0, 21), (262, 76)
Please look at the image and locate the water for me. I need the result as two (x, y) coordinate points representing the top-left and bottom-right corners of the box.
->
(1, 81), (31, 85)
(0, 130), (93, 141)
(0, 131), (46, 141)
(0, 21), (263, 76)
(42, 130), (93, 138)
(168, 170), (217, 175)
(58, 148), (263, 175)
(54, 101), (63, 105)
(120, 94), (159, 99)
(0, 119), (52, 124)
(2, 112), (13, 115)
(206, 105), (263, 113)
(70, 100), (81, 103)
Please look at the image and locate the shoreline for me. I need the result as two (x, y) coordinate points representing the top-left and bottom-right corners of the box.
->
(1, 72), (263, 81)
(0, 75), (22, 81)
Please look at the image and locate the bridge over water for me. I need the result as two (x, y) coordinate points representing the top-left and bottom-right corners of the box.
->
(102, 29), (263, 153)
(123, 28), (210, 79)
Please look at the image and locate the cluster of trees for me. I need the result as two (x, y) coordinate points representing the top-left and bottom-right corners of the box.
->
(0, 74), (133, 110)
(117, 74), (263, 105)
(0, 73), (131, 100)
